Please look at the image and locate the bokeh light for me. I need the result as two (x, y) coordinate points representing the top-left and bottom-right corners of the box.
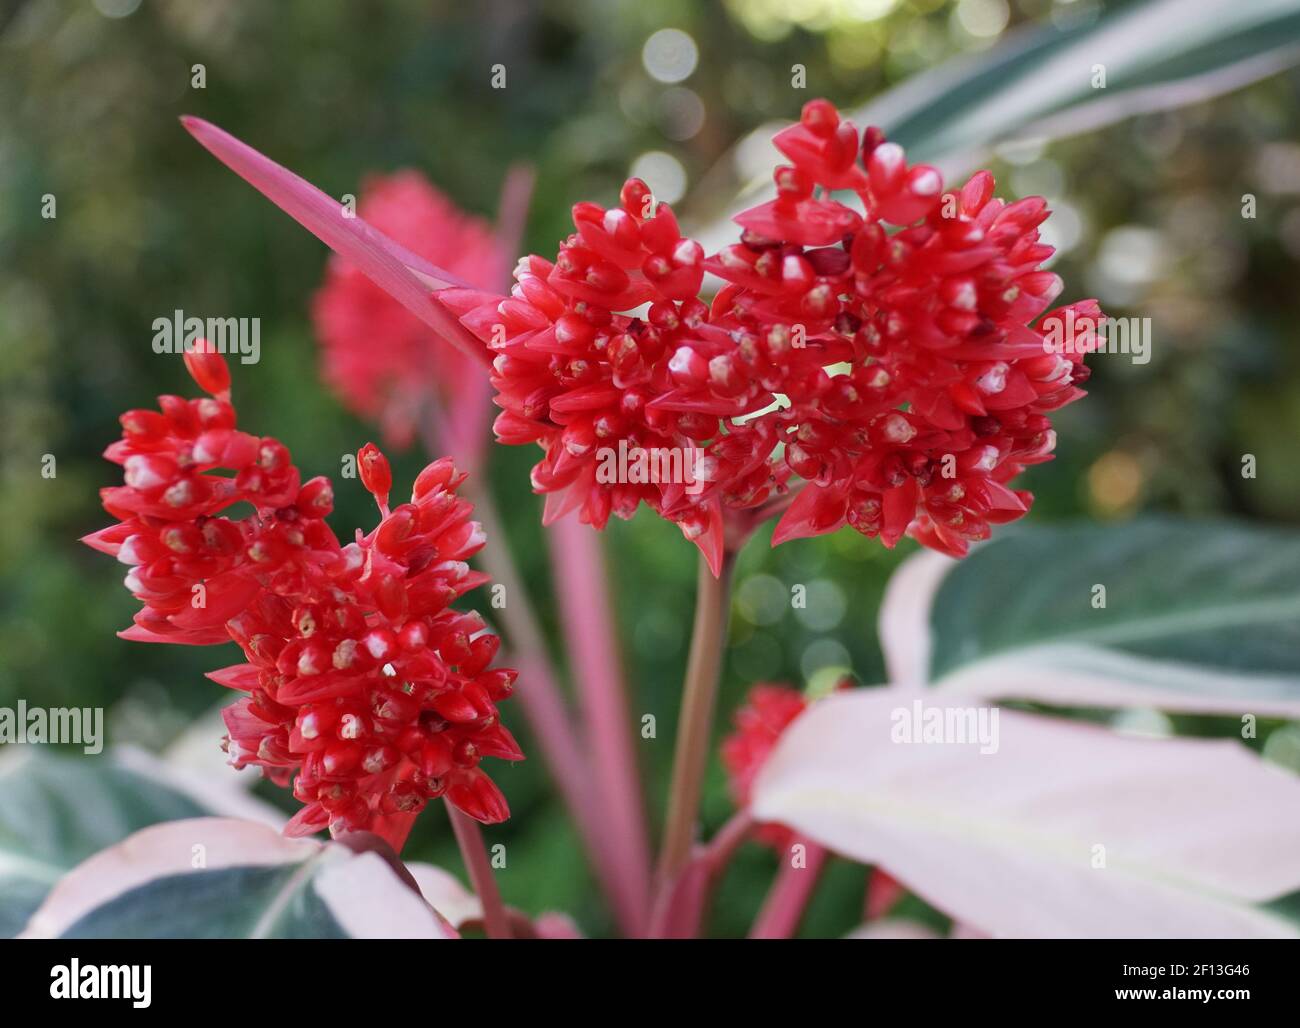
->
(630, 150), (687, 204)
(642, 28), (699, 84)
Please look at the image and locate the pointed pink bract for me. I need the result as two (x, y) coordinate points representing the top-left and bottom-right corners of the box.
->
(180, 116), (489, 369)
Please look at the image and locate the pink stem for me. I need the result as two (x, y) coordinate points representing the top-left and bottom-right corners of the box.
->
(465, 481), (638, 926)
(547, 515), (652, 932)
(447, 162), (535, 470)
(446, 804), (512, 939)
(420, 170), (645, 933)
(493, 163), (535, 284)
(457, 162), (532, 463)
(648, 809), (753, 937)
(419, 416), (634, 933)
(654, 551), (737, 897)
(699, 809), (754, 879)
(748, 838), (829, 939)
(863, 865), (905, 921)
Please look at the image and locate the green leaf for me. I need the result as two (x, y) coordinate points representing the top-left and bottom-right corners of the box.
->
(693, 0), (1300, 248)
(22, 817), (457, 939)
(866, 0), (1300, 169)
(0, 748), (283, 937)
(64, 864), (352, 939)
(0, 751), (208, 937)
(880, 517), (1300, 717)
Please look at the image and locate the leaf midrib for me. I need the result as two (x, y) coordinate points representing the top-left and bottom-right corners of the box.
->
(248, 852), (329, 939)
(934, 594), (1300, 682)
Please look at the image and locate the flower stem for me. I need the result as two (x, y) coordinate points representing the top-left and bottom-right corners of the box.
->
(654, 550), (737, 898)
(728, 482), (804, 541)
(748, 838), (828, 939)
(447, 804), (512, 939)
(547, 515), (652, 932)
(421, 414), (633, 932)
(648, 809), (752, 937)
(467, 483), (640, 929)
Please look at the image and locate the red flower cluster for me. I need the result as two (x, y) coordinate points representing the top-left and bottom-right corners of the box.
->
(720, 683), (811, 849)
(83, 344), (521, 847)
(312, 171), (502, 448)
(442, 99), (1098, 571)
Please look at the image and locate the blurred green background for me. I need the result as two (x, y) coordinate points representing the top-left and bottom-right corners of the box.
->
(3, 0), (1300, 937)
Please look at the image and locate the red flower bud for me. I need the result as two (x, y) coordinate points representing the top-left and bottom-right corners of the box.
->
(183, 338), (231, 398)
(357, 443), (391, 507)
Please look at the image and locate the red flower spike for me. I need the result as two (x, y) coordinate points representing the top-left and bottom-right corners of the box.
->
(418, 98), (1098, 570)
(87, 361), (522, 845)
